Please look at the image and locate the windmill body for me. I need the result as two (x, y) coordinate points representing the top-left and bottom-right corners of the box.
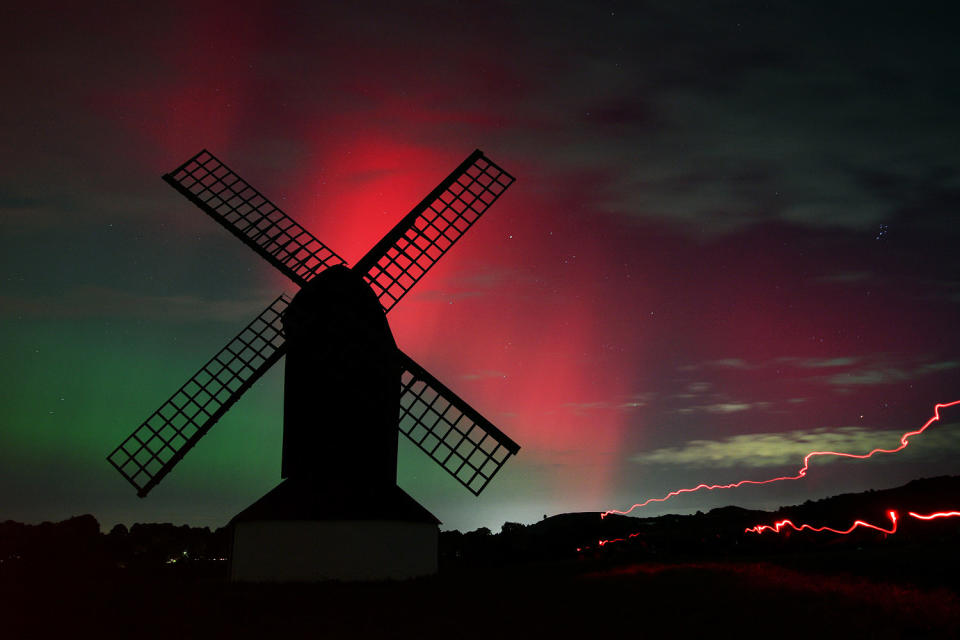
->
(108, 148), (519, 581)
(281, 264), (400, 489)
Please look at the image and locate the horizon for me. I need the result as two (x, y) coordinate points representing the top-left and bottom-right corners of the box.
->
(9, 471), (960, 537)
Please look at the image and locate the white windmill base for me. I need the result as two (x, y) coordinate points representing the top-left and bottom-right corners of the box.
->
(228, 479), (442, 582)
(231, 520), (438, 582)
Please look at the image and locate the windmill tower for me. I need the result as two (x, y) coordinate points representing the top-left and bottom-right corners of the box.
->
(107, 149), (520, 581)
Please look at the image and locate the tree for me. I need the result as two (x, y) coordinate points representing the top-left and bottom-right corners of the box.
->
(500, 522), (524, 535)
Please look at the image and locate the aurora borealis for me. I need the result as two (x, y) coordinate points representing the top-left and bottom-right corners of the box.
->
(2, 2), (959, 532)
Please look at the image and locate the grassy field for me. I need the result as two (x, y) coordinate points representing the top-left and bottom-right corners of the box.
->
(3, 555), (958, 639)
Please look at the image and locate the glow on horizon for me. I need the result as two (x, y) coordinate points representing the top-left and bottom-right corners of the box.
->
(603, 400), (960, 518)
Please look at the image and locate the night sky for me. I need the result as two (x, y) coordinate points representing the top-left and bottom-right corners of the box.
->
(2, 2), (959, 533)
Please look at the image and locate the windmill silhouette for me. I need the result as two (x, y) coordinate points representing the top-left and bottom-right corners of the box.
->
(107, 148), (519, 580)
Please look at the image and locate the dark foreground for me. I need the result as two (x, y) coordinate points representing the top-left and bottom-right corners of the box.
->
(2, 554), (958, 639)
(6, 476), (960, 639)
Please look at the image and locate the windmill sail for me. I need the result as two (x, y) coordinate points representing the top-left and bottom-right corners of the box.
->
(109, 148), (521, 504)
(355, 150), (515, 314)
(107, 296), (289, 496)
(398, 351), (519, 495)
(164, 150), (347, 287)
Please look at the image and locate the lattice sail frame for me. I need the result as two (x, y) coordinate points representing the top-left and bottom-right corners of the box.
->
(357, 150), (515, 314)
(110, 148), (519, 498)
(107, 296), (289, 496)
(398, 353), (520, 495)
(164, 150), (346, 287)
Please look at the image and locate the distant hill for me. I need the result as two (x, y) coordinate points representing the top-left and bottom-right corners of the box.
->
(763, 475), (960, 524)
(441, 475), (960, 565)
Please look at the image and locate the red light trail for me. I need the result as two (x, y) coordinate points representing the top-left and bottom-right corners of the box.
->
(602, 399), (960, 518)
(580, 510), (960, 551)
(908, 510), (960, 521)
(745, 510), (900, 535)
(576, 532), (642, 552)
(745, 509), (960, 536)
(599, 533), (640, 547)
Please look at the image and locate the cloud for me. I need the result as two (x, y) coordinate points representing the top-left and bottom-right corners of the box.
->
(675, 402), (768, 415)
(670, 378), (770, 416)
(413, 267), (534, 303)
(561, 401), (619, 414)
(827, 361), (959, 387)
(676, 356), (956, 389)
(503, 5), (960, 238)
(630, 424), (960, 469)
(917, 361), (960, 374)
(561, 392), (654, 415)
(677, 358), (758, 372)
(796, 357), (860, 368)
(828, 368), (911, 386)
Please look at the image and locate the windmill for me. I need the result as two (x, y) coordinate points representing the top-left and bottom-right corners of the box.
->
(107, 148), (520, 580)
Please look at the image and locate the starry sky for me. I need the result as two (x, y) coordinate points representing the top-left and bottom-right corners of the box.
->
(2, 2), (959, 533)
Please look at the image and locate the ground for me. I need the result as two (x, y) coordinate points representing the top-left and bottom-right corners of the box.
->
(3, 553), (958, 638)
